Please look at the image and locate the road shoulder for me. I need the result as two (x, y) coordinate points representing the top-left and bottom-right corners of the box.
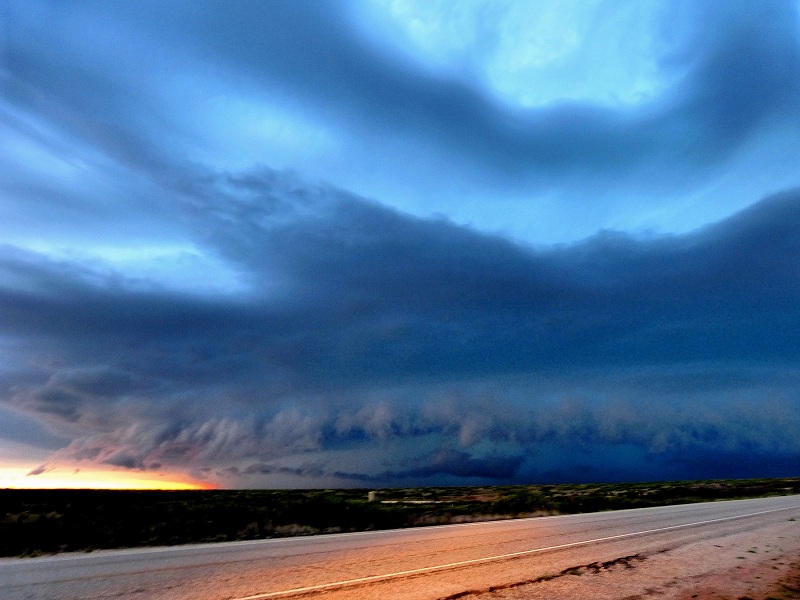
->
(449, 518), (800, 600)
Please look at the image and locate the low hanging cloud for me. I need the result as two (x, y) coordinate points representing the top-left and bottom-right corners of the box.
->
(3, 164), (800, 485)
(383, 449), (526, 481)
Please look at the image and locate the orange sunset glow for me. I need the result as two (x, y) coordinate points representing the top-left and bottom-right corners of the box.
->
(0, 466), (216, 490)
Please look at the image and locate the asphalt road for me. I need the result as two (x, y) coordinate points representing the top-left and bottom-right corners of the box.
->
(2, 495), (799, 600)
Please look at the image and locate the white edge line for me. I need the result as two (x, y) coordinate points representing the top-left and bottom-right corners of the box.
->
(234, 505), (797, 600)
(2, 496), (786, 565)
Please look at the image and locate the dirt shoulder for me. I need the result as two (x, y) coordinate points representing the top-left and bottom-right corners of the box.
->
(447, 517), (800, 600)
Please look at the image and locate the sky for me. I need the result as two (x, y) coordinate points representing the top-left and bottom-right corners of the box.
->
(1, 0), (800, 489)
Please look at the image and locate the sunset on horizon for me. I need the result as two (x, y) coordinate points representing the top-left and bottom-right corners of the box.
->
(0, 466), (213, 490)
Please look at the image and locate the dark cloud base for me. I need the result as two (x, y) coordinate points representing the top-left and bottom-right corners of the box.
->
(2, 169), (800, 486)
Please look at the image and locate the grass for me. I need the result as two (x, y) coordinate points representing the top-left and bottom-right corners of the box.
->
(1, 476), (799, 557)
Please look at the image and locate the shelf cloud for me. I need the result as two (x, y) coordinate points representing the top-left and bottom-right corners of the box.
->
(2, 0), (800, 486)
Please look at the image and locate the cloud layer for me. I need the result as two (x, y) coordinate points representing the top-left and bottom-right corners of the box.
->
(1, 1), (800, 486)
(3, 169), (800, 485)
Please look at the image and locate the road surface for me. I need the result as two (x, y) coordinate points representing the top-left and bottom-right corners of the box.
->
(2, 495), (799, 600)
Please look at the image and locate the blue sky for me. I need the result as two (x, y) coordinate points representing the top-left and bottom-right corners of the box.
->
(1, 0), (800, 488)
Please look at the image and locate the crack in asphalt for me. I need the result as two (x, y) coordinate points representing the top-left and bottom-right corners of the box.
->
(437, 554), (647, 599)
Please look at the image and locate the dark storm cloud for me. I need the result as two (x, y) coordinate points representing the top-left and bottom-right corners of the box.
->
(8, 171), (799, 390)
(384, 449), (525, 481)
(2, 166), (800, 481)
(181, 172), (800, 380)
(241, 449), (525, 483)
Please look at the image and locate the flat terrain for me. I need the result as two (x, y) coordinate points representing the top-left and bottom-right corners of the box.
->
(2, 495), (799, 600)
(4, 477), (800, 556)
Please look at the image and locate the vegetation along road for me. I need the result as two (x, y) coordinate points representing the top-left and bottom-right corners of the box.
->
(2, 494), (799, 600)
